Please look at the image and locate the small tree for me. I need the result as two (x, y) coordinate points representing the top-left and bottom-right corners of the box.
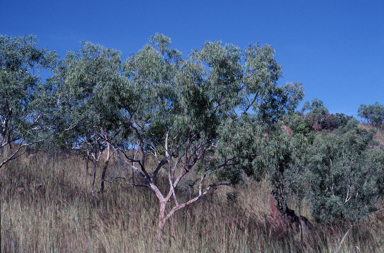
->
(302, 98), (329, 130)
(259, 114), (384, 245)
(53, 42), (125, 201)
(335, 113), (354, 128)
(358, 102), (384, 126)
(304, 123), (384, 249)
(104, 34), (304, 251)
(54, 34), (303, 250)
(305, 122), (384, 224)
(0, 35), (58, 170)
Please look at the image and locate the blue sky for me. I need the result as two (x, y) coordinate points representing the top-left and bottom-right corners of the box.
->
(1, 0), (383, 117)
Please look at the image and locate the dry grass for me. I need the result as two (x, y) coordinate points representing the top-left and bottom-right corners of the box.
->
(1, 149), (384, 252)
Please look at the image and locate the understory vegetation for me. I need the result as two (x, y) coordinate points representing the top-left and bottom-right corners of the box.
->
(1, 145), (384, 253)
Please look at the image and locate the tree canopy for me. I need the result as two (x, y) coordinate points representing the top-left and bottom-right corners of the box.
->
(358, 102), (384, 126)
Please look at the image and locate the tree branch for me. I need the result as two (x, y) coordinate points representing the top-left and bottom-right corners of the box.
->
(108, 177), (153, 192)
(164, 176), (230, 221)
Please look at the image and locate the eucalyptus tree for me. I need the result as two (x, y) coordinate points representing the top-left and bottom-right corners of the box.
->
(303, 121), (384, 250)
(53, 42), (125, 201)
(108, 34), (304, 250)
(255, 115), (384, 247)
(0, 34), (58, 170)
(301, 98), (327, 114)
(358, 102), (384, 126)
(301, 98), (330, 130)
(306, 123), (384, 225)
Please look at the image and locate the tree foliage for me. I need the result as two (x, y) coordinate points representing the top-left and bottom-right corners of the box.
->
(53, 42), (127, 199)
(358, 102), (384, 126)
(305, 125), (384, 224)
(262, 107), (383, 229)
(0, 35), (58, 168)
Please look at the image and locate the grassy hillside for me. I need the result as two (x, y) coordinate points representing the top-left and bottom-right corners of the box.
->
(1, 148), (383, 252)
(359, 123), (384, 146)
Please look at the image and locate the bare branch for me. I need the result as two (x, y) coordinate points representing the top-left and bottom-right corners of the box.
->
(165, 128), (170, 158)
(0, 142), (25, 169)
(108, 177), (153, 192)
(150, 159), (168, 181)
(112, 146), (147, 179)
(235, 90), (259, 121)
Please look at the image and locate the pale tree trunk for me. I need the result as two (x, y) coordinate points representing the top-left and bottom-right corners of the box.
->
(155, 201), (167, 252)
(100, 143), (113, 200)
(131, 149), (139, 184)
(100, 159), (110, 200)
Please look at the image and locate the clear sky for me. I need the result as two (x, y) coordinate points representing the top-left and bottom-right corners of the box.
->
(1, 0), (383, 117)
